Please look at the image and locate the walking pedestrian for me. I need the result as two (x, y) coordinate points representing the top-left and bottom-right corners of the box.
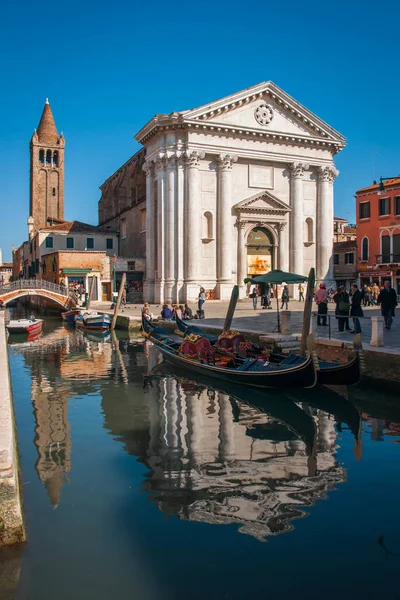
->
(333, 285), (351, 333)
(250, 285), (258, 310)
(198, 286), (206, 319)
(315, 283), (328, 326)
(377, 280), (398, 330)
(281, 285), (289, 310)
(298, 283), (305, 302)
(349, 283), (364, 334)
(372, 283), (379, 305)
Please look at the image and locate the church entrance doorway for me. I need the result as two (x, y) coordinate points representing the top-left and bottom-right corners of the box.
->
(246, 227), (274, 277)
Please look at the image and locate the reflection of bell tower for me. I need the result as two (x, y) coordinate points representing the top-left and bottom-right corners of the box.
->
(30, 99), (65, 231)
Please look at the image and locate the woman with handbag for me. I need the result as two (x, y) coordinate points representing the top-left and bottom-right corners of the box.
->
(333, 285), (351, 333)
(315, 283), (328, 326)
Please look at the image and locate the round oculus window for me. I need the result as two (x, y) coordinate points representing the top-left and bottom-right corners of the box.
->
(254, 103), (274, 126)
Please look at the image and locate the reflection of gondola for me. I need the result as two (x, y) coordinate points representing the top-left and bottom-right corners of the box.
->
(289, 386), (362, 442)
(175, 314), (363, 387)
(142, 316), (317, 389)
(146, 360), (317, 455)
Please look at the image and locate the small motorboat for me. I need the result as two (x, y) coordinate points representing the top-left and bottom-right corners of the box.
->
(6, 317), (43, 335)
(61, 309), (82, 323)
(75, 312), (111, 331)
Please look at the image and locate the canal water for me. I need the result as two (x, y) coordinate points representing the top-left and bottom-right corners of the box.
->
(1, 315), (400, 599)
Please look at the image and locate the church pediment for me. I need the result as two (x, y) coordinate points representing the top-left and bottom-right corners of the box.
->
(234, 192), (291, 215)
(181, 82), (345, 145)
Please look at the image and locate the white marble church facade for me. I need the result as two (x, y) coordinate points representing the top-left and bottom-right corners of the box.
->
(135, 82), (346, 303)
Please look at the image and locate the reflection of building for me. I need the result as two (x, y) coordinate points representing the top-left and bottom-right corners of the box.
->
(99, 82), (346, 303)
(100, 345), (346, 542)
(11, 328), (114, 507)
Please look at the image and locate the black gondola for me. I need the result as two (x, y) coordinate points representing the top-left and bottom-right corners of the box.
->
(142, 315), (318, 389)
(174, 314), (363, 387)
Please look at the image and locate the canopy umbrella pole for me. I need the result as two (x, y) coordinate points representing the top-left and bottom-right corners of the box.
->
(276, 284), (281, 333)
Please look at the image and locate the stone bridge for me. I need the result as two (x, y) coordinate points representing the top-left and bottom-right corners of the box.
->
(0, 279), (78, 309)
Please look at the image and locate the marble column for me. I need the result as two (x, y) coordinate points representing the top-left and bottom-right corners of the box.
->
(155, 157), (167, 303)
(164, 155), (177, 303)
(236, 220), (247, 295)
(175, 155), (185, 303)
(277, 222), (289, 271)
(143, 161), (155, 302)
(290, 162), (308, 276)
(217, 153), (237, 298)
(317, 165), (338, 283)
(184, 150), (204, 295)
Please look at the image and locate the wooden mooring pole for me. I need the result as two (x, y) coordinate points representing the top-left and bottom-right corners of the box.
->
(86, 277), (96, 310)
(223, 285), (239, 332)
(111, 272), (126, 332)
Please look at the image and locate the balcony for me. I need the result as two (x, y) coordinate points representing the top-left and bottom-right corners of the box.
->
(375, 254), (400, 265)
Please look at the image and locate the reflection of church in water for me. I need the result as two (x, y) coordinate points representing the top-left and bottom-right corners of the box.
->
(117, 345), (345, 542)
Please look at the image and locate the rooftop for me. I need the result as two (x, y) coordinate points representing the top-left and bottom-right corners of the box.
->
(334, 240), (357, 250)
(39, 220), (117, 234)
(356, 177), (400, 194)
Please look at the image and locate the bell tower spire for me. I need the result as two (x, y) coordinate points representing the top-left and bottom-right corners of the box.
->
(30, 99), (65, 230)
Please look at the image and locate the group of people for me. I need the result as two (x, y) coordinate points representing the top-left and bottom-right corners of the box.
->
(250, 284), (290, 310)
(141, 302), (193, 322)
(315, 280), (398, 333)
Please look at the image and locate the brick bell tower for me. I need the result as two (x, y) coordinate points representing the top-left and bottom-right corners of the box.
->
(30, 99), (65, 230)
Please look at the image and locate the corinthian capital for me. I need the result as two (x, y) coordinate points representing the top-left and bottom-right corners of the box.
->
(217, 153), (238, 171)
(289, 162), (309, 178)
(184, 150), (205, 168)
(155, 155), (167, 174)
(143, 161), (154, 178)
(166, 153), (178, 169)
(318, 165), (339, 183)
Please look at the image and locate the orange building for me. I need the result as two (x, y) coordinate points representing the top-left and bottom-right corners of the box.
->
(356, 177), (400, 293)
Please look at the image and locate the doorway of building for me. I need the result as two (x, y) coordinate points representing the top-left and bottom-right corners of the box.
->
(102, 282), (111, 302)
(88, 276), (98, 301)
(246, 227), (274, 277)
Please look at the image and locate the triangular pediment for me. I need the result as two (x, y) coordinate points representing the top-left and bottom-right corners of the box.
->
(181, 82), (345, 144)
(234, 192), (291, 214)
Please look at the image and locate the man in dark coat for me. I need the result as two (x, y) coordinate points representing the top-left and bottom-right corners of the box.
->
(333, 286), (351, 333)
(377, 280), (398, 330)
(350, 283), (364, 333)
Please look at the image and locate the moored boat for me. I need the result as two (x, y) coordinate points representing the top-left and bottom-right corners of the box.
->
(6, 317), (43, 335)
(75, 312), (111, 331)
(142, 316), (318, 389)
(174, 314), (363, 386)
(61, 309), (82, 323)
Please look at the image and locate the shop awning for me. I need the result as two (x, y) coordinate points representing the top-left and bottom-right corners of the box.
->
(62, 268), (92, 274)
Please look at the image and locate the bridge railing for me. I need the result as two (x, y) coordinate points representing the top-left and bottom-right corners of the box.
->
(0, 278), (69, 297)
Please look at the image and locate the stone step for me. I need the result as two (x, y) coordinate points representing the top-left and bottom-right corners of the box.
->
(260, 334), (301, 343)
(275, 341), (301, 349)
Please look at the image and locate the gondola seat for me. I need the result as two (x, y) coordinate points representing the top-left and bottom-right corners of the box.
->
(178, 335), (215, 363)
(280, 353), (306, 366)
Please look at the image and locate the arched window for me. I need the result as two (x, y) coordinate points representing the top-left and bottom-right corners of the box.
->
(362, 237), (369, 261)
(46, 150), (52, 165)
(305, 218), (313, 243)
(202, 211), (213, 239)
(39, 149), (44, 164)
(53, 150), (59, 166)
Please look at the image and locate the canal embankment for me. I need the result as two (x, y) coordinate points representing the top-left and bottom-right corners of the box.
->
(0, 312), (25, 545)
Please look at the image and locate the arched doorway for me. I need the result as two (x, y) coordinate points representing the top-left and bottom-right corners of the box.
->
(246, 227), (274, 276)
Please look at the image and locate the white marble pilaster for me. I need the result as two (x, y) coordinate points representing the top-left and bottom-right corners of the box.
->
(236, 220), (247, 295)
(155, 156), (167, 304)
(290, 162), (308, 276)
(143, 161), (155, 302)
(175, 155), (185, 303)
(164, 155), (177, 303)
(217, 153), (237, 299)
(184, 150), (204, 298)
(277, 222), (289, 272)
(317, 165), (338, 283)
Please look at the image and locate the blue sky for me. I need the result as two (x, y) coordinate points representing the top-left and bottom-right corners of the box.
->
(1, 0), (399, 261)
